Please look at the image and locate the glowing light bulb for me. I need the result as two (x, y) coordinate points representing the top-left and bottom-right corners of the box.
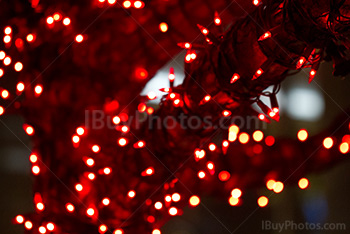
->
(297, 129), (308, 142)
(296, 57), (306, 69)
(197, 24), (209, 35)
(134, 1), (144, 8)
(154, 201), (163, 209)
(309, 69), (317, 82)
(159, 22), (168, 32)
(230, 73), (240, 83)
(258, 196), (269, 207)
(25, 125), (34, 135)
(114, 229), (124, 234)
(0, 69), (3, 78)
(253, 0), (260, 5)
(88, 173), (95, 180)
(72, 135), (80, 143)
(194, 149), (205, 160)
(76, 127), (85, 135)
(252, 68), (264, 80)
(108, 0), (116, 4)
(75, 34), (84, 43)
(214, 11), (221, 25)
(103, 167), (111, 175)
(258, 31), (272, 41)
(113, 116), (121, 124)
(0, 106), (3, 115)
(63, 18), (71, 26)
(147, 91), (157, 100)
(152, 229), (161, 234)
(0, 51), (5, 60)
(208, 143), (216, 151)
(189, 195), (200, 207)
(86, 158), (94, 166)
(298, 178), (309, 189)
(1, 90), (9, 99)
(53, 13), (61, 21)
(266, 179), (276, 190)
(229, 197), (239, 206)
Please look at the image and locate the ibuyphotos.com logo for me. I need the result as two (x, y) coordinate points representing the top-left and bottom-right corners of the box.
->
(262, 220), (346, 232)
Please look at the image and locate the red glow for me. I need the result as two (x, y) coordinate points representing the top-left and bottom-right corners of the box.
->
(123, 1), (132, 8)
(230, 73), (240, 83)
(63, 18), (71, 26)
(135, 67), (148, 79)
(0, 106), (3, 116)
(25, 221), (33, 230)
(75, 184), (83, 192)
(258, 31), (272, 41)
(189, 195), (200, 207)
(36, 202), (45, 211)
(46, 223), (55, 231)
(297, 129), (308, 142)
(75, 34), (84, 43)
(128, 190), (136, 198)
(253, 0), (260, 5)
(92, 145), (100, 153)
(86, 208), (95, 217)
(134, 1), (144, 8)
(1, 90), (9, 99)
(258, 196), (269, 207)
(118, 138), (127, 146)
(169, 207), (178, 216)
(214, 11), (221, 25)
(197, 24), (209, 35)
(103, 167), (112, 175)
(159, 22), (168, 32)
(53, 13), (61, 21)
(30, 154), (38, 163)
(218, 171), (230, 181)
(17, 82), (25, 92)
(34, 85), (43, 95)
(99, 225), (107, 233)
(46, 16), (54, 25)
(252, 68), (263, 80)
(66, 203), (75, 212)
(0, 68), (3, 78)
(39, 226), (47, 233)
(296, 57), (306, 69)
(209, 143), (216, 151)
(4, 26), (12, 35)
(32, 166), (40, 175)
(24, 125), (34, 135)
(265, 136), (275, 146)
(198, 171), (206, 179)
(15, 215), (24, 224)
(147, 91), (157, 100)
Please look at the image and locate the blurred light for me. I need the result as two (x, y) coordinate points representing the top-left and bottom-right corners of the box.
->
(46, 223), (55, 231)
(118, 138), (127, 146)
(4, 35), (11, 43)
(66, 203), (74, 212)
(253, 130), (264, 142)
(273, 181), (284, 193)
(4, 26), (12, 34)
(25, 221), (33, 229)
(75, 184), (83, 192)
(99, 225), (107, 233)
(198, 171), (206, 179)
(169, 207), (178, 216)
(15, 215), (24, 224)
(88, 173), (95, 180)
(86, 158), (94, 166)
(108, 0), (116, 4)
(297, 129), (308, 142)
(32, 166), (40, 175)
(323, 137), (333, 149)
(0, 106), (3, 115)
(17, 82), (25, 92)
(36, 202), (44, 211)
(229, 197), (239, 206)
(35, 85), (43, 95)
(154, 201), (163, 210)
(266, 179), (276, 190)
(172, 193), (181, 202)
(75, 34), (84, 43)
(26, 34), (35, 42)
(128, 190), (136, 198)
(113, 116), (121, 124)
(39, 226), (46, 233)
(159, 23), (168, 32)
(63, 18), (71, 26)
(189, 195), (200, 207)
(239, 133), (249, 144)
(114, 229), (123, 234)
(134, 1), (144, 8)
(1, 90), (9, 99)
(339, 142), (349, 154)
(4, 56), (11, 65)
(218, 171), (230, 181)
(265, 136), (275, 146)
(0, 68), (3, 77)
(92, 145), (100, 152)
(152, 229), (161, 234)
(53, 13), (61, 21)
(258, 196), (269, 207)
(25, 126), (34, 135)
(86, 208), (95, 216)
(209, 143), (216, 151)
(123, 1), (131, 8)
(103, 167), (111, 175)
(46, 17), (54, 24)
(286, 87), (324, 121)
(231, 188), (242, 198)
(298, 178), (309, 189)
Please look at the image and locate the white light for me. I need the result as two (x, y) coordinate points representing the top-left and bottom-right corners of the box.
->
(286, 87), (325, 121)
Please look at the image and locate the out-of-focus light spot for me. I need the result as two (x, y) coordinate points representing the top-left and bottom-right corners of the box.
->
(123, 1), (131, 8)
(114, 229), (123, 234)
(297, 129), (308, 142)
(75, 184), (83, 192)
(0, 51), (5, 60)
(147, 91), (157, 100)
(17, 82), (25, 92)
(36, 202), (44, 211)
(265, 136), (275, 146)
(0, 69), (3, 78)
(218, 171), (230, 181)
(198, 171), (206, 179)
(258, 196), (269, 207)
(209, 143), (216, 151)
(15, 215), (24, 224)
(152, 229), (161, 234)
(66, 203), (74, 212)
(46, 223), (55, 231)
(53, 13), (61, 21)
(113, 116), (121, 124)
(76, 127), (85, 135)
(266, 179), (276, 190)
(169, 207), (178, 216)
(298, 178), (309, 189)
(86, 158), (94, 166)
(253, 130), (264, 142)
(154, 201), (163, 210)
(118, 138), (127, 146)
(108, 0), (116, 4)
(26, 34), (35, 42)
(253, 0), (260, 5)
(189, 195), (200, 207)
(1, 90), (9, 99)
(128, 190), (136, 198)
(34, 85), (43, 95)
(25, 125), (34, 135)
(231, 188), (242, 198)
(39, 226), (46, 233)
(159, 22), (168, 32)
(339, 142), (349, 154)
(86, 208), (95, 216)
(135, 67), (148, 80)
(4, 26), (12, 34)
(25, 221), (33, 230)
(88, 173), (95, 180)
(172, 193), (181, 202)
(32, 165), (40, 175)
(103, 167), (111, 175)
(63, 18), (71, 26)
(229, 197), (239, 206)
(286, 87), (324, 121)
(72, 135), (80, 143)
(239, 133), (249, 144)
(0, 106), (3, 115)
(30, 154), (38, 163)
(4, 56), (11, 66)
(75, 34), (84, 43)
(92, 145), (100, 153)
(4, 35), (11, 43)
(273, 181), (284, 193)
(99, 225), (107, 233)
(46, 17), (54, 24)
(323, 137), (333, 149)
(134, 1), (144, 8)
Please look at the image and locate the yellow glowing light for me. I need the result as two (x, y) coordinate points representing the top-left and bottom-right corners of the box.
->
(229, 197), (239, 206)
(273, 181), (284, 193)
(298, 178), (309, 189)
(258, 196), (269, 207)
(239, 133), (249, 144)
(172, 193), (181, 202)
(340, 142), (349, 154)
(253, 130), (264, 142)
(16, 215), (24, 224)
(154, 201), (163, 210)
(231, 188), (242, 198)
(63, 18), (71, 26)
(123, 1), (131, 8)
(189, 195), (200, 207)
(25, 221), (33, 230)
(297, 129), (308, 141)
(128, 190), (136, 198)
(168, 207), (178, 216)
(159, 22), (168, 32)
(75, 34), (84, 43)
(86, 208), (95, 216)
(17, 82), (25, 92)
(323, 137), (333, 149)
(152, 229), (161, 234)
(266, 179), (276, 190)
